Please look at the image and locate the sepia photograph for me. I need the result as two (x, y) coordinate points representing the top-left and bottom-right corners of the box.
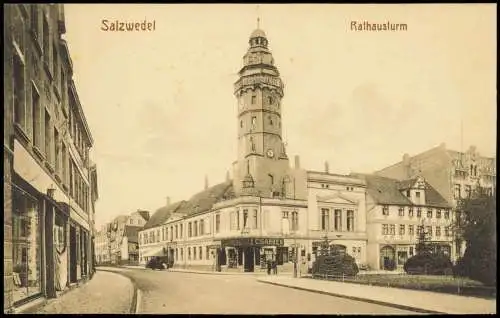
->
(3, 3), (496, 315)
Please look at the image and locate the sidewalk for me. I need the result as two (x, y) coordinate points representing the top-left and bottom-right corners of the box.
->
(33, 271), (135, 314)
(257, 276), (496, 314)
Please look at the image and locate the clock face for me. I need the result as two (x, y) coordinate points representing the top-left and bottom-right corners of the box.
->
(267, 149), (274, 158)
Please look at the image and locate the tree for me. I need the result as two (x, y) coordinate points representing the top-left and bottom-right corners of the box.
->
(453, 186), (496, 286)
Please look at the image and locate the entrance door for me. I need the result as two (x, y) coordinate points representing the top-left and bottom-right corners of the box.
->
(243, 247), (255, 272)
(69, 226), (77, 283)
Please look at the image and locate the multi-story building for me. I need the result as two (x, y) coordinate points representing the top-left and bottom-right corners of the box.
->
(3, 4), (98, 313)
(138, 26), (372, 274)
(374, 143), (496, 261)
(95, 210), (149, 266)
(353, 174), (453, 270)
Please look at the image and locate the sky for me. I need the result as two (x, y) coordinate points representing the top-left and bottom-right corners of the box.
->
(62, 4), (497, 228)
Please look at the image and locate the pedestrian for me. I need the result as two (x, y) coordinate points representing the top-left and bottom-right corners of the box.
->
(267, 259), (272, 275)
(272, 260), (278, 275)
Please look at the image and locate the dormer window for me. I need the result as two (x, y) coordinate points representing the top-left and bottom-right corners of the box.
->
(406, 190), (410, 197)
(382, 206), (389, 216)
(398, 207), (404, 217)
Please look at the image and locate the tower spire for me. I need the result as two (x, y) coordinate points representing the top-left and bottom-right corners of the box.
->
(256, 4), (261, 29)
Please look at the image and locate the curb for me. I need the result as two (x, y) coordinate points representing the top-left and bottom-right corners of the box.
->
(97, 269), (141, 314)
(256, 279), (445, 314)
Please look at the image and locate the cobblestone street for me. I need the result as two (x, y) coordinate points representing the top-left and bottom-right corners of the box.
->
(34, 271), (134, 314)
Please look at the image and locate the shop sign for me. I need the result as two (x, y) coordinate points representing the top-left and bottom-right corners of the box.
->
(221, 238), (284, 247)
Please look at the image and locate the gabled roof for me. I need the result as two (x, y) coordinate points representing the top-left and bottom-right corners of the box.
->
(177, 181), (233, 216)
(143, 201), (185, 230)
(123, 225), (142, 243)
(354, 173), (451, 208)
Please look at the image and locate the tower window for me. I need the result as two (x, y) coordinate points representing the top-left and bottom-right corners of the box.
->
(269, 116), (273, 126)
(268, 96), (273, 105)
(251, 116), (256, 129)
(240, 120), (243, 128)
(251, 95), (256, 104)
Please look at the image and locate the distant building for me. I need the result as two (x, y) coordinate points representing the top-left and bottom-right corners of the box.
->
(353, 174), (453, 270)
(95, 210), (150, 265)
(4, 4), (98, 313)
(374, 143), (496, 260)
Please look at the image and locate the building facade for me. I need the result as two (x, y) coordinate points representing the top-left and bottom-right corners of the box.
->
(357, 174), (453, 270)
(4, 4), (98, 313)
(95, 211), (149, 266)
(374, 143), (496, 261)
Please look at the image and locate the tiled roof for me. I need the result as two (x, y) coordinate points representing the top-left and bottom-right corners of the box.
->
(177, 181), (234, 216)
(143, 201), (185, 230)
(353, 173), (450, 208)
(123, 225), (142, 243)
(359, 174), (413, 206)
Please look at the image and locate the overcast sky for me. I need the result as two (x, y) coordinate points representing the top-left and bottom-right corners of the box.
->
(63, 4), (496, 228)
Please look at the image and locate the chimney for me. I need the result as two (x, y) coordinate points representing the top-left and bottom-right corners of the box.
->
(205, 175), (209, 190)
(294, 155), (300, 169)
(166, 196), (171, 206)
(226, 170), (230, 182)
(325, 161), (329, 173)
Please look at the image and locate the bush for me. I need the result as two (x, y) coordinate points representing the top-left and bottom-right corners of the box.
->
(404, 252), (453, 275)
(453, 247), (496, 286)
(313, 253), (359, 277)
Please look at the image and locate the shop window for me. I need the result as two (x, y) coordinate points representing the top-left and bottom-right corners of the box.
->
(12, 186), (42, 304)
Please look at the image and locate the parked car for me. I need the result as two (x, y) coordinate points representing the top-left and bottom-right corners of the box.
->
(145, 256), (173, 270)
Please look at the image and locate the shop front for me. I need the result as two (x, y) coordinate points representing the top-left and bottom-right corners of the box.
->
(220, 238), (285, 272)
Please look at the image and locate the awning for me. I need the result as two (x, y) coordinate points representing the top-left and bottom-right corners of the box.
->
(141, 247), (165, 257)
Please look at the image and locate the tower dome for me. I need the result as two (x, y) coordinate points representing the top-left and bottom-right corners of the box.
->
(250, 28), (266, 39)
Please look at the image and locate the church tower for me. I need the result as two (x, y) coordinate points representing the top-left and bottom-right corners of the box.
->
(232, 22), (291, 197)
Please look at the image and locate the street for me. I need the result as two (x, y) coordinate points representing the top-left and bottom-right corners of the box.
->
(104, 268), (419, 314)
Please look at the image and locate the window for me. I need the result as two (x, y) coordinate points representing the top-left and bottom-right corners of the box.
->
(194, 221), (198, 236)
(454, 184), (461, 199)
(389, 224), (396, 235)
(426, 226), (432, 237)
(382, 224), (389, 235)
(408, 225), (414, 236)
(382, 206), (389, 216)
(436, 226), (441, 237)
(251, 95), (256, 104)
(268, 116), (273, 126)
(180, 224), (183, 238)
(188, 247), (191, 260)
(334, 209), (342, 231)
(398, 207), (404, 217)
(465, 185), (472, 198)
(416, 192), (420, 199)
(253, 210), (258, 229)
(240, 120), (243, 128)
(409, 246), (414, 256)
(445, 226), (450, 237)
(42, 15), (50, 67)
(346, 210), (354, 232)
(236, 211), (240, 230)
(399, 224), (405, 235)
(170, 226), (173, 240)
(199, 246), (202, 260)
(268, 96), (273, 105)
(44, 110), (51, 161)
(13, 53), (26, 129)
(193, 246), (197, 260)
(321, 208), (329, 231)
(32, 85), (41, 148)
(54, 129), (60, 174)
(165, 227), (168, 241)
(291, 211), (299, 231)
(417, 208), (422, 218)
(406, 190), (410, 197)
(251, 116), (256, 128)
(215, 214), (221, 233)
(156, 229), (160, 242)
(436, 209), (442, 219)
(408, 207), (414, 217)
(427, 209), (433, 218)
(243, 210), (248, 228)
(200, 219), (204, 235)
(444, 209), (450, 220)
(206, 246), (210, 260)
(175, 225), (178, 239)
